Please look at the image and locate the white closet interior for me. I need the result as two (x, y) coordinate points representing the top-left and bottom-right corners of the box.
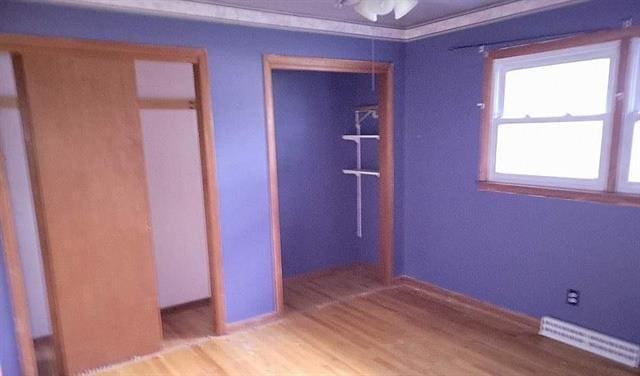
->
(136, 60), (211, 309)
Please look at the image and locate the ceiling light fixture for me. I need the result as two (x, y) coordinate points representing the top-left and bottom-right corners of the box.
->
(339, 0), (418, 22)
(392, 0), (419, 19)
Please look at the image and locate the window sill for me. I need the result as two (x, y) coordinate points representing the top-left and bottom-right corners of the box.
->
(477, 181), (640, 208)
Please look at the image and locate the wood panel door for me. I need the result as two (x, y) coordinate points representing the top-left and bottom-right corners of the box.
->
(14, 52), (162, 374)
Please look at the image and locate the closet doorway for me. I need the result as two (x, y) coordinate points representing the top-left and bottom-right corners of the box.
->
(136, 60), (220, 349)
(0, 34), (225, 375)
(262, 55), (394, 314)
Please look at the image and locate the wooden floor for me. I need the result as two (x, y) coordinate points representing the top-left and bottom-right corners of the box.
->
(91, 267), (637, 376)
(161, 300), (215, 348)
(34, 336), (56, 376)
(35, 300), (216, 374)
(283, 264), (383, 312)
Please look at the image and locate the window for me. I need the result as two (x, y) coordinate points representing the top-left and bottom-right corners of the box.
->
(480, 30), (640, 206)
(488, 42), (618, 190)
(617, 38), (640, 194)
(629, 123), (640, 182)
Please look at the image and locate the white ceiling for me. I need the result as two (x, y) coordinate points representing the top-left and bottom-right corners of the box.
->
(38, 0), (584, 41)
(197, 0), (510, 29)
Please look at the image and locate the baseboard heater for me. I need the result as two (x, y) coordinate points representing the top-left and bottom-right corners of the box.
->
(539, 317), (640, 368)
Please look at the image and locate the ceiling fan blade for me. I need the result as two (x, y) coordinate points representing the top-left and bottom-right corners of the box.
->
(394, 0), (418, 19)
(378, 0), (396, 15)
(345, 0), (420, 21)
(354, 0), (378, 22)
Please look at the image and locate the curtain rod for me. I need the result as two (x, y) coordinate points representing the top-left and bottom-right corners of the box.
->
(448, 26), (616, 52)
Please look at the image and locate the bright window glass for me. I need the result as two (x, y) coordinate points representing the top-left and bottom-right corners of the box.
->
(495, 121), (604, 179)
(502, 58), (611, 118)
(629, 121), (640, 183)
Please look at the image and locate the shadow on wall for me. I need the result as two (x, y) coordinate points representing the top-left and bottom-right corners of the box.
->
(273, 70), (380, 278)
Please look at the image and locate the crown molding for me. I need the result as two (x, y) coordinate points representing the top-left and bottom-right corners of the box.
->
(30, 0), (584, 42)
(404, 0), (586, 41)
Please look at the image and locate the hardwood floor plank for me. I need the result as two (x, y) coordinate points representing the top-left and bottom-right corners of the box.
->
(81, 267), (640, 375)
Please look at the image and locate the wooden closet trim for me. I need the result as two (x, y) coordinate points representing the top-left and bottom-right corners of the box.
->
(193, 53), (227, 335)
(262, 54), (395, 314)
(138, 98), (197, 110)
(0, 33), (226, 375)
(0, 34), (202, 62)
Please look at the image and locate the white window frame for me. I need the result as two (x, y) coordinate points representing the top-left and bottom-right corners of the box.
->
(487, 42), (620, 191)
(617, 38), (640, 194)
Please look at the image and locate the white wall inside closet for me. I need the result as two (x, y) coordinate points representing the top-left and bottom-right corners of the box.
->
(136, 61), (211, 308)
(0, 52), (52, 338)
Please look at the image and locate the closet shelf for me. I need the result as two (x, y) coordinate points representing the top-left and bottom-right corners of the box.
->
(355, 105), (378, 113)
(345, 104), (379, 238)
(342, 135), (380, 142)
(342, 169), (380, 177)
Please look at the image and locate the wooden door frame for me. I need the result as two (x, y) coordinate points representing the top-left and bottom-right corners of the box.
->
(262, 54), (394, 313)
(0, 33), (227, 375)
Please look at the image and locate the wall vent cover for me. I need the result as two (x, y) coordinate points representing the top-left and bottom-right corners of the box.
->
(540, 316), (639, 368)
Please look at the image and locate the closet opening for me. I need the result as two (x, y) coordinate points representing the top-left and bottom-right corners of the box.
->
(263, 55), (394, 314)
(0, 34), (225, 376)
(135, 60), (217, 348)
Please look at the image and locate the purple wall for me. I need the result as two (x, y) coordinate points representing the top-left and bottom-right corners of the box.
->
(403, 0), (640, 343)
(0, 242), (21, 376)
(274, 71), (358, 277)
(1, 1), (638, 368)
(0, 2), (405, 324)
(274, 71), (380, 277)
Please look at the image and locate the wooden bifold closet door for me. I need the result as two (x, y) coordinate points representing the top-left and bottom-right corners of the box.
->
(14, 51), (163, 374)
